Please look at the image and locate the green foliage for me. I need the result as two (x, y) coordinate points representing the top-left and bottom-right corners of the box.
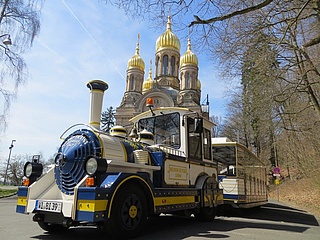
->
(0, 188), (17, 197)
(101, 106), (115, 133)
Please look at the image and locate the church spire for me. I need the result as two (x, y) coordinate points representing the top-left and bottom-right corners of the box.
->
(142, 60), (154, 93)
(127, 33), (145, 71)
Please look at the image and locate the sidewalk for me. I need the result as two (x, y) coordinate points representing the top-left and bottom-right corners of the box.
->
(0, 185), (18, 190)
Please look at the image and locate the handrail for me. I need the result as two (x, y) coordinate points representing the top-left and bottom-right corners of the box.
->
(148, 144), (186, 157)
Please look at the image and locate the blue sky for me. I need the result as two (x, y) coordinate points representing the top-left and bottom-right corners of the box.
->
(0, 0), (228, 163)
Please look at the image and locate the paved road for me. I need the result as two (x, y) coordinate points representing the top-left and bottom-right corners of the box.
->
(1, 195), (319, 240)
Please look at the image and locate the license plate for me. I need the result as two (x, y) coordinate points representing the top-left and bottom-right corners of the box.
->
(36, 200), (62, 213)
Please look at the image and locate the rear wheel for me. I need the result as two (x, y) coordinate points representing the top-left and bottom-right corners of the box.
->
(37, 221), (69, 232)
(195, 206), (216, 222)
(108, 184), (147, 238)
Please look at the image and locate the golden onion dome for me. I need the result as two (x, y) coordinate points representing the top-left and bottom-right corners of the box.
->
(128, 40), (145, 71)
(180, 38), (198, 67)
(142, 63), (154, 92)
(156, 16), (180, 52)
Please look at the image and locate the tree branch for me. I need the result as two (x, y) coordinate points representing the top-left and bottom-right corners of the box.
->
(189, 0), (274, 27)
(303, 35), (320, 48)
(0, 0), (10, 24)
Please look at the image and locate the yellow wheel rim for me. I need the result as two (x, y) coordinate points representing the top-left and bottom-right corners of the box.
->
(129, 205), (138, 218)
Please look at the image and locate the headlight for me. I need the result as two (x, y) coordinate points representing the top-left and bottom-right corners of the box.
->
(23, 161), (43, 179)
(24, 162), (33, 177)
(84, 157), (107, 177)
(85, 158), (98, 176)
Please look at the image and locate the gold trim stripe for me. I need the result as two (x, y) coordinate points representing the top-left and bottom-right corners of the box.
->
(17, 196), (27, 206)
(91, 89), (104, 93)
(89, 121), (100, 125)
(77, 200), (108, 212)
(154, 196), (195, 207)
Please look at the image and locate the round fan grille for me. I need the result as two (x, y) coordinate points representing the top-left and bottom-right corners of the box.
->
(54, 129), (101, 195)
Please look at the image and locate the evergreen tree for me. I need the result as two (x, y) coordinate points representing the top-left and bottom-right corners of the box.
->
(240, 33), (278, 158)
(101, 106), (115, 133)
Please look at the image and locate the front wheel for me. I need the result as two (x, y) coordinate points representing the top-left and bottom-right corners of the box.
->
(108, 184), (148, 238)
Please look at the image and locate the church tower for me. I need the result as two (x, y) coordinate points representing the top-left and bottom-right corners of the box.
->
(178, 38), (201, 112)
(115, 17), (208, 129)
(126, 36), (145, 95)
(155, 16), (181, 89)
(115, 36), (145, 126)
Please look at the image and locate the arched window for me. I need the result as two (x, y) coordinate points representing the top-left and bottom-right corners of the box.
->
(156, 56), (160, 76)
(129, 75), (135, 91)
(162, 55), (168, 75)
(191, 72), (196, 89)
(139, 76), (143, 91)
(171, 56), (176, 76)
(185, 72), (190, 89)
(180, 72), (184, 88)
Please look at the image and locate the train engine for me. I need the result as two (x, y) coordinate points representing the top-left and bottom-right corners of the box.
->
(16, 80), (223, 238)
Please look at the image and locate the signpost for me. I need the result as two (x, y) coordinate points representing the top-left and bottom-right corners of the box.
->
(273, 167), (280, 176)
(273, 167), (281, 201)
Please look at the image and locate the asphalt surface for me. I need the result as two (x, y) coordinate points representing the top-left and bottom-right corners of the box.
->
(1, 195), (319, 240)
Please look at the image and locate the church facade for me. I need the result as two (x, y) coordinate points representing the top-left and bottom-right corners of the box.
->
(115, 16), (208, 128)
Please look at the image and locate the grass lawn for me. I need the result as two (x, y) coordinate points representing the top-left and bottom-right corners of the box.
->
(0, 188), (17, 197)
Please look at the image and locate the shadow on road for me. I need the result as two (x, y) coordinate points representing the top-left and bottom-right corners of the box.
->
(29, 201), (319, 240)
(242, 201), (319, 227)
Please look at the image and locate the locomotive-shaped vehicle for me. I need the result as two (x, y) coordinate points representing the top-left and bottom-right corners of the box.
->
(16, 80), (223, 238)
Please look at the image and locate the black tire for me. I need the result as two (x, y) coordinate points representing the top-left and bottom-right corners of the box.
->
(194, 206), (216, 222)
(37, 221), (69, 232)
(108, 184), (148, 239)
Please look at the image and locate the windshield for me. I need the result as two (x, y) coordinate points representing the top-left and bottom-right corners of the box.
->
(138, 112), (180, 148)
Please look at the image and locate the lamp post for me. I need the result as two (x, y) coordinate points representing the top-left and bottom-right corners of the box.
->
(0, 34), (12, 46)
(1, 34), (13, 184)
(4, 140), (16, 185)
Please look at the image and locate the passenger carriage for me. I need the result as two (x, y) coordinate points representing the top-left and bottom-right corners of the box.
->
(212, 137), (268, 209)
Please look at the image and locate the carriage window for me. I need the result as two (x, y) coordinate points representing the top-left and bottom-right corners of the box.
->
(187, 117), (202, 160)
(138, 112), (180, 148)
(212, 146), (236, 164)
(213, 145), (236, 175)
(203, 129), (211, 160)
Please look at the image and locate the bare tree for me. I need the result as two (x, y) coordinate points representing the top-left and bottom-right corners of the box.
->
(105, 0), (320, 175)
(0, 0), (43, 135)
(105, 0), (319, 119)
(210, 115), (223, 138)
(0, 152), (52, 185)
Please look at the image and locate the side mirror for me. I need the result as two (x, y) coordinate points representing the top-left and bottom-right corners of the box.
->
(194, 117), (203, 133)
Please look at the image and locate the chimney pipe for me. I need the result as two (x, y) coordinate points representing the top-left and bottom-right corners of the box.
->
(86, 80), (109, 129)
